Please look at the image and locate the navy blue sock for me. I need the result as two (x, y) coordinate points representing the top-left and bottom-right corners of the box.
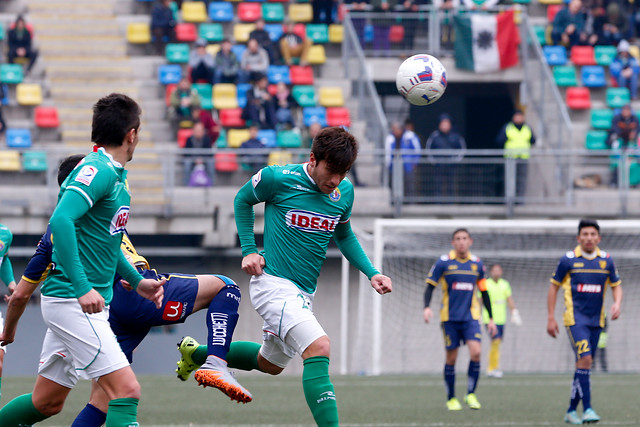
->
(467, 361), (480, 394)
(206, 281), (241, 360)
(444, 364), (455, 400)
(568, 371), (582, 412)
(70, 403), (107, 427)
(576, 369), (591, 410)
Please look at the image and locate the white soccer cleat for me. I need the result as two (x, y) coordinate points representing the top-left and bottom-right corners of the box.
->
(194, 356), (253, 403)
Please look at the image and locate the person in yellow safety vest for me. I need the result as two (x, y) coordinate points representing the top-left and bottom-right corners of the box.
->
(496, 110), (536, 201)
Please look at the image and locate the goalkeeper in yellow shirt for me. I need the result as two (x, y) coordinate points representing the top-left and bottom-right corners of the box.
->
(481, 264), (521, 378)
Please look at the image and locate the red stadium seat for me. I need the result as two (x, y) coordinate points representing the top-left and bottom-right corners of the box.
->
(283, 23), (306, 39)
(175, 23), (198, 42)
(326, 107), (351, 127)
(290, 65), (314, 85)
(268, 84), (278, 96)
(389, 25), (405, 43)
(177, 129), (193, 148)
(219, 108), (246, 127)
(547, 5), (562, 23)
(566, 87), (591, 109)
(238, 2), (262, 22)
(570, 46), (596, 66)
(165, 83), (177, 106)
(215, 152), (239, 172)
(34, 106), (60, 128)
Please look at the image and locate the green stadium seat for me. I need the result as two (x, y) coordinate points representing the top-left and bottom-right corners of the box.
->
(585, 130), (608, 150)
(22, 151), (48, 172)
(630, 162), (640, 187)
(198, 23), (224, 42)
(306, 24), (329, 43)
(277, 130), (302, 148)
(262, 3), (285, 22)
(192, 83), (213, 110)
(606, 87), (630, 109)
(292, 85), (316, 107)
(165, 43), (190, 63)
(594, 45), (617, 66)
(533, 25), (546, 46)
(216, 128), (227, 148)
(553, 65), (577, 87)
(590, 109), (613, 130)
(0, 64), (23, 84)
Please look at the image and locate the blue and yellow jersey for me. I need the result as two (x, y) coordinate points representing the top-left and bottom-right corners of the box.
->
(551, 246), (621, 328)
(426, 250), (487, 322)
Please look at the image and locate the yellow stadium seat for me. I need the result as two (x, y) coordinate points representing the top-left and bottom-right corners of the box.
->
(206, 44), (220, 57)
(227, 128), (251, 148)
(16, 83), (43, 106)
(328, 24), (343, 43)
(181, 1), (208, 23)
(127, 22), (151, 44)
(234, 24), (256, 43)
(268, 150), (293, 166)
(318, 87), (344, 107)
(538, 0), (563, 4)
(630, 45), (640, 60)
(289, 3), (313, 22)
(308, 45), (326, 65)
(213, 83), (238, 110)
(0, 150), (21, 171)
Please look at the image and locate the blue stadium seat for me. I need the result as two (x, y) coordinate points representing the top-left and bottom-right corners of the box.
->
(257, 129), (277, 148)
(6, 128), (32, 148)
(543, 46), (567, 65)
(303, 106), (327, 127)
(581, 65), (606, 88)
(231, 44), (247, 61)
(158, 64), (182, 85)
(364, 24), (374, 43)
(209, 2), (234, 22)
(1, 84), (9, 105)
(236, 83), (251, 108)
(264, 24), (284, 42)
(267, 65), (290, 84)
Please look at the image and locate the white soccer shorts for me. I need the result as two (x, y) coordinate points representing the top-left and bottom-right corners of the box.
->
(250, 273), (327, 368)
(38, 296), (129, 388)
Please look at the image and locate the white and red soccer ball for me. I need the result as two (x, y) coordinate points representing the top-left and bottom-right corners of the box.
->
(396, 54), (447, 106)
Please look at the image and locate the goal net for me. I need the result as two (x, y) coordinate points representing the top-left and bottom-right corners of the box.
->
(350, 219), (640, 375)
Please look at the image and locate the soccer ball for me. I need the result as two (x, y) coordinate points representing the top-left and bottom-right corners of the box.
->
(396, 54), (447, 106)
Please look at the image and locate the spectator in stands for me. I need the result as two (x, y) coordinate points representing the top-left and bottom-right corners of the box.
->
(551, 0), (588, 48)
(370, 0), (394, 53)
(432, 0), (459, 50)
(304, 121), (323, 147)
(170, 77), (201, 132)
(250, 18), (279, 65)
(150, 0), (176, 55)
(426, 113), (466, 201)
(607, 104), (639, 187)
(240, 125), (268, 174)
(191, 106), (220, 143)
(496, 110), (535, 201)
(398, 0), (423, 51)
(242, 73), (277, 129)
(611, 40), (640, 99)
(241, 38), (270, 84)
(386, 120), (422, 198)
(214, 39), (241, 84)
(274, 82), (297, 130)
(7, 15), (38, 75)
(183, 122), (214, 186)
(313, 0), (335, 25)
(344, 0), (369, 47)
(583, 0), (605, 46)
(598, 2), (629, 46)
(189, 39), (215, 84)
(279, 22), (312, 67)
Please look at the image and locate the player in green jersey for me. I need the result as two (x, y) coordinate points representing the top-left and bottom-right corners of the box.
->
(0, 223), (17, 401)
(0, 93), (165, 427)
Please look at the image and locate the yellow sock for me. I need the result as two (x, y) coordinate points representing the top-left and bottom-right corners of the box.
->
(488, 339), (501, 372)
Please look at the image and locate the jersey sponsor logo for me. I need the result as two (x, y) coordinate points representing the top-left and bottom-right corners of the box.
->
(573, 263), (584, 268)
(291, 184), (311, 192)
(286, 210), (339, 233)
(109, 206), (130, 235)
(329, 188), (341, 201)
(452, 282), (474, 291)
(75, 165), (98, 186)
(577, 284), (602, 293)
(599, 260), (607, 270)
(282, 169), (301, 176)
(447, 265), (458, 270)
(251, 169), (263, 188)
(162, 301), (186, 321)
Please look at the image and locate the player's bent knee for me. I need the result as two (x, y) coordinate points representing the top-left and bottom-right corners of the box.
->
(302, 336), (331, 359)
(577, 355), (593, 369)
(34, 397), (66, 417)
(257, 354), (284, 375)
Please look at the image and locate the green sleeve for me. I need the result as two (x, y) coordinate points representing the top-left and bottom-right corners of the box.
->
(234, 180), (261, 257)
(0, 254), (15, 286)
(116, 250), (144, 289)
(333, 221), (380, 280)
(49, 189), (93, 298)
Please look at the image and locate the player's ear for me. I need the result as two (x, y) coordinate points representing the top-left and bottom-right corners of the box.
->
(309, 151), (317, 167)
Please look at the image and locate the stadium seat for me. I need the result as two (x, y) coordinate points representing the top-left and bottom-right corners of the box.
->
(308, 45), (326, 64)
(175, 23), (198, 42)
(277, 130), (303, 148)
(214, 152), (239, 172)
(265, 24), (284, 41)
(594, 45), (617, 66)
(585, 130), (608, 150)
(267, 65), (291, 84)
(547, 4), (563, 22)
(227, 128), (251, 148)
(0, 150), (20, 172)
(219, 108), (246, 127)
(165, 83), (177, 106)
(630, 45), (640, 60)
(290, 66), (314, 85)
(303, 106), (327, 127)
(606, 87), (630, 108)
(590, 109), (613, 130)
(532, 25), (546, 46)
(165, 43), (190, 63)
(267, 84), (278, 96)
(215, 128), (227, 148)
(213, 83), (238, 110)
(158, 64), (182, 85)
(192, 83), (213, 110)
(177, 129), (193, 148)
(127, 22), (151, 44)
(327, 107), (351, 127)
(262, 3), (285, 22)
(181, 1), (208, 22)
(328, 24), (343, 43)
(34, 106), (60, 128)
(543, 46), (567, 66)
(206, 44), (221, 57)
(6, 129), (32, 148)
(289, 3), (313, 22)
(199, 23), (224, 42)
(553, 65), (577, 87)
(16, 83), (42, 106)
(0, 84), (9, 105)
(22, 151), (47, 172)
(289, 23), (307, 40)
(0, 64), (23, 84)
(236, 83), (251, 108)
(292, 85), (316, 107)
(570, 46), (596, 66)
(318, 87), (344, 107)
(234, 24), (256, 43)
(257, 129), (277, 148)
(306, 24), (329, 43)
(231, 44), (247, 60)
(389, 25), (405, 43)
(238, 2), (262, 22)
(581, 66), (606, 88)
(267, 150), (293, 166)
(540, 0), (563, 4)
(565, 87), (591, 109)
(209, 2), (234, 21)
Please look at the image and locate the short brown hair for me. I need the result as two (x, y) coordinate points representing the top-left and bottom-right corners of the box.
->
(91, 93), (141, 147)
(311, 127), (358, 174)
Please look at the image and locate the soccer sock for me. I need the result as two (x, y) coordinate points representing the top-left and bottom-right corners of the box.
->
(302, 356), (339, 427)
(444, 364), (455, 400)
(71, 403), (107, 427)
(0, 393), (49, 426)
(205, 284), (241, 360)
(467, 361), (480, 394)
(106, 397), (139, 427)
(568, 371), (583, 412)
(576, 369), (592, 410)
(192, 345), (208, 366)
(488, 339), (501, 372)
(227, 341), (262, 371)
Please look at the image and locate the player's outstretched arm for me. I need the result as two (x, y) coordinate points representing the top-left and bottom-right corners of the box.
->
(611, 285), (622, 320)
(546, 283), (560, 337)
(371, 274), (392, 295)
(135, 277), (166, 309)
(0, 278), (38, 345)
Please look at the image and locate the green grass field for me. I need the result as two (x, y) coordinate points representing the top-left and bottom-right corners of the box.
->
(3, 373), (639, 426)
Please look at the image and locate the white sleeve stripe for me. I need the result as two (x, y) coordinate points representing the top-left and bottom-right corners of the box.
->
(68, 186), (94, 208)
(339, 217), (350, 224)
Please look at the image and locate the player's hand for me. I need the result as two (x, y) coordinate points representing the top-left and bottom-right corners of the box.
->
(371, 274), (392, 295)
(120, 280), (133, 291)
(78, 289), (106, 314)
(136, 277), (167, 309)
(547, 318), (559, 338)
(242, 253), (265, 276)
(4, 282), (15, 302)
(423, 307), (432, 323)
(0, 330), (15, 346)
(487, 319), (498, 337)
(511, 308), (522, 326)
(610, 302), (621, 320)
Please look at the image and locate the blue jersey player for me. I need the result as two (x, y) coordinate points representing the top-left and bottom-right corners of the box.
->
(423, 228), (497, 411)
(547, 219), (622, 425)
